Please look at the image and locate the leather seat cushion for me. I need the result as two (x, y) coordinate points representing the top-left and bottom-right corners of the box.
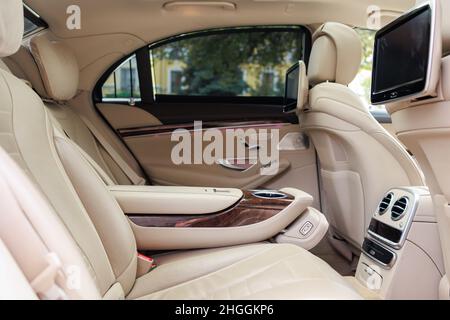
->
(128, 243), (361, 300)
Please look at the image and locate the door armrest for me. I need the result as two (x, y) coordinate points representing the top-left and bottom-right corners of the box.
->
(108, 186), (243, 215)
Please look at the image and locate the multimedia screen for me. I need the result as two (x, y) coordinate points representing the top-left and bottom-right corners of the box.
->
(371, 5), (432, 104)
(284, 62), (300, 110)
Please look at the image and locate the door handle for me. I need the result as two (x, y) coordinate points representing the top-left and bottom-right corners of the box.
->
(244, 142), (260, 150)
(217, 159), (255, 171)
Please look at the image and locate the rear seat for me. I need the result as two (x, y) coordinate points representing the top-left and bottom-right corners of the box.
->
(0, 0), (361, 300)
(0, 147), (100, 300)
(2, 40), (146, 186)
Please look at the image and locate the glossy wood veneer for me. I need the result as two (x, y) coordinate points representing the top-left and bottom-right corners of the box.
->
(127, 191), (294, 228)
(118, 121), (288, 137)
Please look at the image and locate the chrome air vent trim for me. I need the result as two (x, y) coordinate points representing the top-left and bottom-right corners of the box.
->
(378, 192), (394, 215)
(391, 196), (409, 221)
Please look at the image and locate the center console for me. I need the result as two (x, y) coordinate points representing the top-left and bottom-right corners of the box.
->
(355, 187), (444, 299)
(109, 186), (329, 251)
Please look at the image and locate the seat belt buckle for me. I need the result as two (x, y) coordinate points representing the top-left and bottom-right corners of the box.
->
(137, 253), (157, 277)
(31, 253), (68, 300)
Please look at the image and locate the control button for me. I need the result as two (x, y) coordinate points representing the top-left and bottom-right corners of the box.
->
(364, 266), (374, 276)
(299, 221), (314, 236)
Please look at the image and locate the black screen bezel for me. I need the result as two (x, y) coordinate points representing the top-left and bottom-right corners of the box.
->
(371, 4), (432, 104)
(284, 61), (300, 112)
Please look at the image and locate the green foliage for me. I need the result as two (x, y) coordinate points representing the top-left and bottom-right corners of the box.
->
(355, 28), (375, 72)
(152, 29), (304, 96)
(350, 28), (376, 105)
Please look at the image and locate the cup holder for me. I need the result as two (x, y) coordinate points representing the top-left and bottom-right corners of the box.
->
(252, 190), (287, 199)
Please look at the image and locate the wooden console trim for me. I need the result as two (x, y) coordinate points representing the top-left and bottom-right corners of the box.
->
(127, 191), (294, 228)
(118, 121), (288, 137)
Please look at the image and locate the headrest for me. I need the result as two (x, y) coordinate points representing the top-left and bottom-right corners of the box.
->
(30, 35), (79, 101)
(0, 0), (24, 57)
(308, 22), (362, 87)
(2, 46), (48, 98)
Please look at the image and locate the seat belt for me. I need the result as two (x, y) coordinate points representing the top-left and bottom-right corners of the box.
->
(53, 126), (116, 186)
(42, 98), (146, 185)
(79, 115), (146, 186)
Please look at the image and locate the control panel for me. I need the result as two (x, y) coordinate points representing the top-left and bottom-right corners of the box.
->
(367, 188), (422, 249)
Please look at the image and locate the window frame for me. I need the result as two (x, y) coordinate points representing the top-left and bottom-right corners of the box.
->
(101, 54), (142, 103)
(94, 25), (311, 106)
(23, 4), (48, 37)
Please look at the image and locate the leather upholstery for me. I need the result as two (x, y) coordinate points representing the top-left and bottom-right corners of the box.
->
(0, 147), (100, 299)
(2, 46), (48, 98)
(301, 22), (424, 246)
(0, 59), (11, 72)
(388, 53), (450, 299)
(0, 3), (362, 299)
(4, 43), (142, 185)
(308, 22), (362, 87)
(130, 244), (361, 300)
(30, 34), (79, 101)
(0, 0), (23, 58)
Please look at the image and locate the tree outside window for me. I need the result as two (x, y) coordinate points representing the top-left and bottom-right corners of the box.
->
(349, 28), (385, 111)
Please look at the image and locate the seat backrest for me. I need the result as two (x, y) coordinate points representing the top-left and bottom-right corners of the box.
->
(0, 147), (100, 300)
(387, 0), (450, 299)
(300, 22), (424, 246)
(3, 36), (145, 185)
(0, 1), (138, 298)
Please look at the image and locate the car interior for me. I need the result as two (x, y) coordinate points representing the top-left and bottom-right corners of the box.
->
(1, 0), (450, 300)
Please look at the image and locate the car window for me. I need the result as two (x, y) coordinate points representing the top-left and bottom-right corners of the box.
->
(349, 28), (386, 112)
(24, 16), (39, 35)
(149, 27), (308, 99)
(23, 5), (47, 37)
(102, 55), (141, 102)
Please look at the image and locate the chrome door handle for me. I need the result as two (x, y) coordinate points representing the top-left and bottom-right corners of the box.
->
(217, 159), (255, 171)
(244, 142), (260, 150)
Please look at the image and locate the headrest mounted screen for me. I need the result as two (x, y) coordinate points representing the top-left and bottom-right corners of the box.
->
(371, 0), (441, 104)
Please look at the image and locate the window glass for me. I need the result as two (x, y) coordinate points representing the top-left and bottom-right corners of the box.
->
(24, 17), (39, 35)
(349, 28), (386, 111)
(23, 5), (48, 37)
(102, 55), (141, 101)
(150, 28), (307, 98)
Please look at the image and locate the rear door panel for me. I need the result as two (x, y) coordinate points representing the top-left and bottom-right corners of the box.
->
(95, 26), (320, 208)
(98, 105), (320, 209)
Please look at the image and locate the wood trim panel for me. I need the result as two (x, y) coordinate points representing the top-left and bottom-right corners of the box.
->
(118, 121), (288, 137)
(127, 191), (294, 228)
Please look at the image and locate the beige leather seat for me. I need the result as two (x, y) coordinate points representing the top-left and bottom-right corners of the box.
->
(2, 41), (146, 186)
(0, 1), (361, 300)
(300, 22), (425, 246)
(387, 0), (450, 299)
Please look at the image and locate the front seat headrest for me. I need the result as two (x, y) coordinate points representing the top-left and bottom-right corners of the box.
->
(0, 0), (24, 58)
(308, 22), (362, 87)
(30, 35), (79, 102)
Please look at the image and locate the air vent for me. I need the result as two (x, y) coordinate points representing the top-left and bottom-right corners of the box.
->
(391, 196), (409, 221)
(378, 193), (393, 215)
